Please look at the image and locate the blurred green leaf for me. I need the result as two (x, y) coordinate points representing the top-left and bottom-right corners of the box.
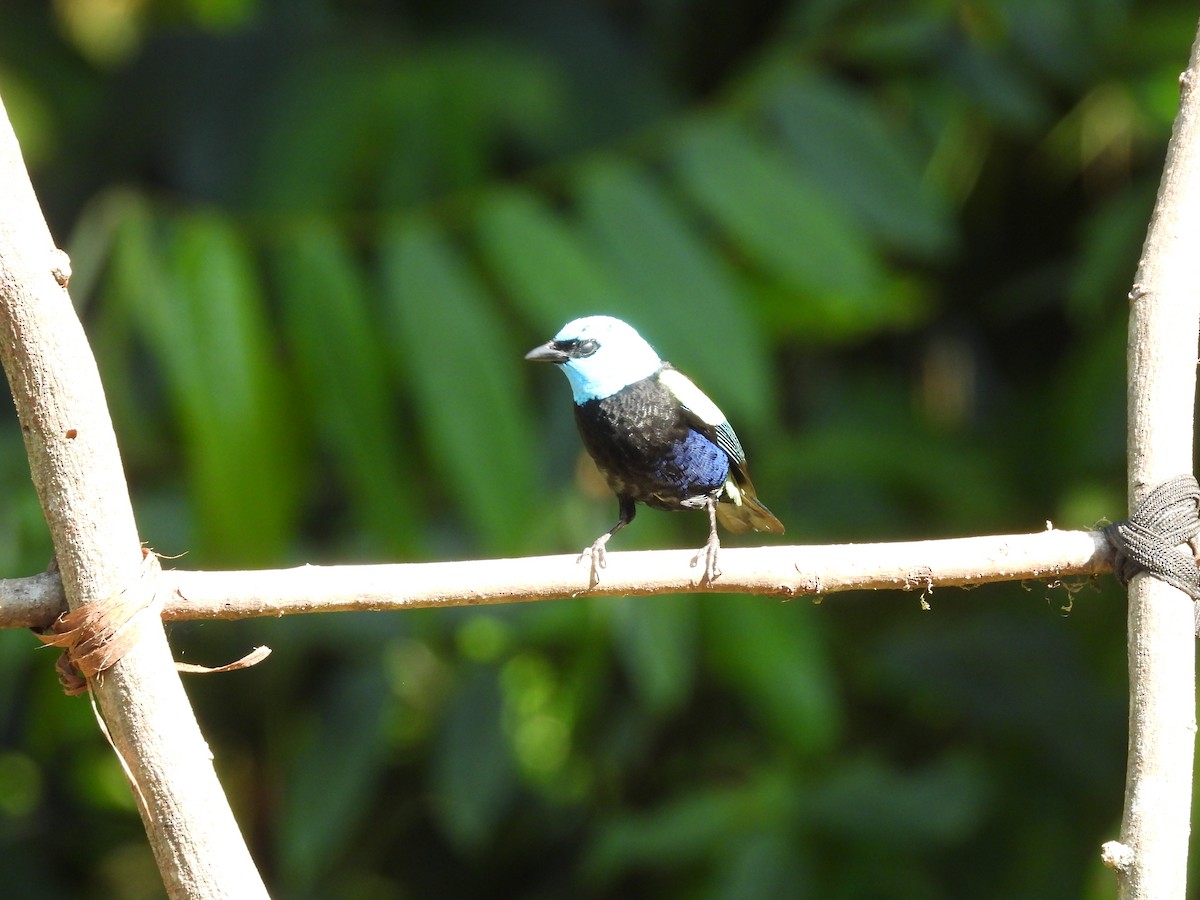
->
(1068, 186), (1154, 324)
(379, 218), (539, 552)
(373, 42), (563, 203)
(779, 413), (1014, 537)
(271, 221), (416, 553)
(430, 667), (519, 851)
(474, 188), (629, 328)
(870, 611), (1126, 789)
(586, 768), (795, 880)
(107, 205), (302, 562)
(1051, 316), (1128, 477)
(703, 599), (839, 755)
(609, 595), (698, 716)
(673, 121), (878, 295)
(943, 41), (1052, 132)
(838, 6), (952, 66)
(278, 663), (393, 891)
(0, 66), (58, 166)
(767, 74), (955, 260)
(167, 214), (304, 561)
(0, 421), (58, 573)
(252, 42), (563, 211)
(248, 55), (379, 211)
(500, 649), (580, 787)
(708, 830), (814, 900)
(1005, 2), (1125, 86)
(802, 753), (991, 845)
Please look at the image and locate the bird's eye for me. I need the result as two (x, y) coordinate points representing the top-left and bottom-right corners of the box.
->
(553, 338), (599, 358)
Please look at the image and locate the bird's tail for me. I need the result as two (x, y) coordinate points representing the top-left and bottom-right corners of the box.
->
(717, 478), (785, 534)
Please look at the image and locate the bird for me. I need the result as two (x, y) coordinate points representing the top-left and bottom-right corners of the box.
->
(526, 315), (784, 585)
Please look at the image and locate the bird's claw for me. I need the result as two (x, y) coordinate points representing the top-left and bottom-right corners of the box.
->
(690, 534), (722, 585)
(577, 537), (610, 587)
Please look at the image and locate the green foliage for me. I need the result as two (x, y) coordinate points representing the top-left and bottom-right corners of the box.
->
(0, 0), (1186, 896)
(765, 72), (956, 260)
(704, 599), (839, 755)
(381, 219), (540, 552)
(675, 118), (892, 331)
(107, 203), (303, 563)
(271, 222), (415, 555)
(476, 188), (628, 326)
(277, 661), (395, 891)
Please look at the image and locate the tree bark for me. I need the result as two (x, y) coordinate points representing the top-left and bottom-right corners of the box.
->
(0, 96), (268, 897)
(1104, 21), (1200, 899)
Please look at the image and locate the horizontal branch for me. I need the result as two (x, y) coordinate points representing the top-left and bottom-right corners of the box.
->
(1, 529), (1114, 630)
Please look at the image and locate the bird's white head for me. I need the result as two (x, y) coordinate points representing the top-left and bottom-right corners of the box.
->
(526, 315), (663, 404)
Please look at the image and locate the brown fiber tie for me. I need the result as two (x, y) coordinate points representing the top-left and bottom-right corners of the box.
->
(33, 550), (162, 695)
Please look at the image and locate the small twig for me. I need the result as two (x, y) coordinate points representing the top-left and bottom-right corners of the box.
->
(0, 529), (1113, 629)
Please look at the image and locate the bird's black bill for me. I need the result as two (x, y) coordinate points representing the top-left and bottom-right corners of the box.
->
(525, 342), (569, 363)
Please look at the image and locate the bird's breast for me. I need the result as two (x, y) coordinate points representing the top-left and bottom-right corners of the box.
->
(573, 379), (729, 508)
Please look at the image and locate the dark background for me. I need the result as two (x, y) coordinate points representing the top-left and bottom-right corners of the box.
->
(0, 1), (1190, 897)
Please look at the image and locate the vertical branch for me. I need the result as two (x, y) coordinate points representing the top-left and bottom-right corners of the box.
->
(0, 99), (268, 895)
(1109, 20), (1200, 900)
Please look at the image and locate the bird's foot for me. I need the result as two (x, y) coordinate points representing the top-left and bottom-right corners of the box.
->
(690, 531), (722, 585)
(577, 535), (611, 587)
